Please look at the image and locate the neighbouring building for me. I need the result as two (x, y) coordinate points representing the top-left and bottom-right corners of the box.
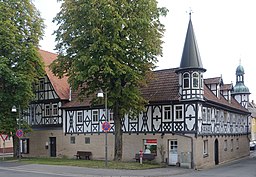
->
(248, 101), (256, 141)
(22, 16), (251, 169)
(0, 135), (13, 154)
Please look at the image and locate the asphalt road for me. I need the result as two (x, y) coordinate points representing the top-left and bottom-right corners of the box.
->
(0, 151), (255, 177)
(175, 151), (256, 177)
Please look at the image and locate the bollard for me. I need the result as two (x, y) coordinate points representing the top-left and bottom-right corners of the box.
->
(139, 149), (143, 164)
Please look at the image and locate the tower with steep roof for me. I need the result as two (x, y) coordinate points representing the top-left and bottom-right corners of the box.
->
(175, 15), (206, 100)
(232, 64), (250, 108)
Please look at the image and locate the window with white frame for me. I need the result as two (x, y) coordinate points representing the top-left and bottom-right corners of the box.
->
(211, 109), (215, 121)
(220, 111), (224, 123)
(192, 72), (199, 88)
(230, 113), (233, 123)
(109, 110), (114, 122)
(92, 110), (98, 122)
(203, 140), (208, 156)
(77, 111), (83, 123)
(174, 105), (183, 121)
(224, 111), (228, 123)
(215, 109), (219, 122)
(207, 108), (211, 123)
(183, 73), (190, 88)
(39, 79), (44, 91)
(163, 106), (171, 121)
(202, 107), (207, 122)
(200, 74), (203, 88)
(45, 104), (51, 116)
(52, 104), (58, 116)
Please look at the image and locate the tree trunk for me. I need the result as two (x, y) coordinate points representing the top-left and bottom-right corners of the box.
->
(113, 103), (122, 161)
(12, 135), (19, 158)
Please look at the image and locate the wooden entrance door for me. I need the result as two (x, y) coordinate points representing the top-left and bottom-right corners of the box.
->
(49, 137), (56, 157)
(214, 139), (219, 165)
(168, 140), (178, 165)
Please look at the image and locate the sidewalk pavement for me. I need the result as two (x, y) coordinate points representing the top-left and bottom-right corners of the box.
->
(0, 152), (255, 177)
(0, 161), (193, 177)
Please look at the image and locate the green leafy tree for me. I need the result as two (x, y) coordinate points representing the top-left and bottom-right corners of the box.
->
(51, 0), (167, 161)
(0, 0), (44, 157)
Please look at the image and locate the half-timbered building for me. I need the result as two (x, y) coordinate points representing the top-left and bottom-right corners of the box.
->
(23, 50), (70, 157)
(23, 17), (251, 169)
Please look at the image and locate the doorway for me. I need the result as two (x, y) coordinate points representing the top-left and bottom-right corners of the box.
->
(49, 137), (56, 157)
(168, 140), (178, 165)
(214, 139), (219, 165)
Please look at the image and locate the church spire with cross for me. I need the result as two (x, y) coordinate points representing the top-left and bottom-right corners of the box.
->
(232, 59), (250, 108)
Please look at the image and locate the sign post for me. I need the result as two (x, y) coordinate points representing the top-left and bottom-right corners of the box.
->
(16, 129), (23, 160)
(102, 121), (111, 167)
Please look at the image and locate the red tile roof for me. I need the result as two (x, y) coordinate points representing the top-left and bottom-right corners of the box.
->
(39, 50), (247, 113)
(38, 49), (70, 100)
(204, 85), (247, 112)
(62, 86), (93, 108)
(204, 77), (222, 85)
(63, 68), (180, 108)
(62, 67), (248, 113)
(140, 68), (180, 102)
(221, 84), (233, 91)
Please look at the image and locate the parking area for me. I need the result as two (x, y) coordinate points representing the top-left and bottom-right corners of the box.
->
(250, 141), (256, 151)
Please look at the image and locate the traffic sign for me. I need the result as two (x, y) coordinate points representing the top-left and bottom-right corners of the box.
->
(16, 129), (23, 138)
(0, 134), (8, 141)
(102, 121), (111, 132)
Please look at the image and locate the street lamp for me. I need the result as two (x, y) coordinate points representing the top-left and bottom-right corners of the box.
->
(11, 105), (21, 161)
(97, 89), (108, 167)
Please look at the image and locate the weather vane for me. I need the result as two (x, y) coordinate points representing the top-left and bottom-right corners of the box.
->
(186, 7), (193, 19)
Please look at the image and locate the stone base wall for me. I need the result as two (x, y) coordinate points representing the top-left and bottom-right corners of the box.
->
(25, 130), (249, 169)
(193, 135), (249, 169)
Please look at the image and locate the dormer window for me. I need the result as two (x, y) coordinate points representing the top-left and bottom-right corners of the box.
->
(192, 72), (199, 88)
(183, 73), (190, 88)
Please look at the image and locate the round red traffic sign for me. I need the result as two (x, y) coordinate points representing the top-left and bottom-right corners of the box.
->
(102, 121), (111, 132)
(16, 129), (23, 138)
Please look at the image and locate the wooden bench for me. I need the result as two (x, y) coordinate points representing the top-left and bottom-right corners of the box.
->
(75, 151), (92, 160)
(135, 153), (155, 161)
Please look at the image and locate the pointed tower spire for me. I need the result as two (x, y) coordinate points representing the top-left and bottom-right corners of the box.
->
(178, 16), (206, 72)
(175, 14), (206, 100)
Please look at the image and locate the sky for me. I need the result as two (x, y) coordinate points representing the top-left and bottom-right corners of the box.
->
(33, 0), (256, 101)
